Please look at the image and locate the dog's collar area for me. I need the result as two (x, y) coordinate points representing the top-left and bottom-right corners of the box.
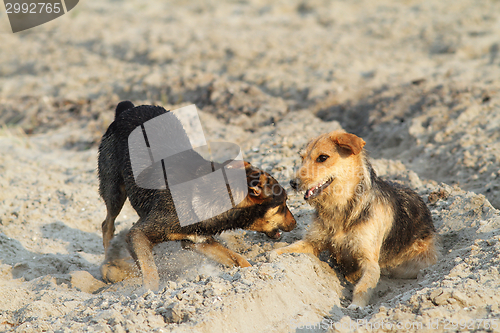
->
(304, 178), (334, 200)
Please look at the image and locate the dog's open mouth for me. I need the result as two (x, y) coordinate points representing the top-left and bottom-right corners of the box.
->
(266, 229), (282, 240)
(304, 178), (334, 200)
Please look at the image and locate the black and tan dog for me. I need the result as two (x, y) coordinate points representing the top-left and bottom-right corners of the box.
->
(98, 101), (296, 290)
(271, 130), (437, 308)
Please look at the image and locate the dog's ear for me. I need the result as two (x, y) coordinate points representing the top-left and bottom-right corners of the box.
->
(247, 171), (274, 199)
(249, 185), (262, 197)
(331, 132), (366, 155)
(226, 161), (267, 197)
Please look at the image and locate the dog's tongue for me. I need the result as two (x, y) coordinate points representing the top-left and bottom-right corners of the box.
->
(304, 179), (333, 200)
(304, 187), (318, 200)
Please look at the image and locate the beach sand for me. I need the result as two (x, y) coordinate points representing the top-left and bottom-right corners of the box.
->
(1, 1), (500, 331)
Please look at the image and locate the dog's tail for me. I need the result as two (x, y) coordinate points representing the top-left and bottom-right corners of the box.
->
(115, 101), (135, 119)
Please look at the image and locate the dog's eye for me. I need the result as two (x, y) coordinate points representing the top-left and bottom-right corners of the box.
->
(316, 155), (329, 163)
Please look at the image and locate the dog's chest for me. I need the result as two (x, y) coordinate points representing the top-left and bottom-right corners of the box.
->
(330, 229), (354, 253)
(329, 229), (359, 272)
(316, 212), (360, 271)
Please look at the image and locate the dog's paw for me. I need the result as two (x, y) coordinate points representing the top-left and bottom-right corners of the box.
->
(236, 257), (252, 268)
(266, 249), (281, 262)
(101, 259), (140, 284)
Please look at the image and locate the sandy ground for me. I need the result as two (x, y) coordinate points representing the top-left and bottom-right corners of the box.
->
(1, 0), (500, 332)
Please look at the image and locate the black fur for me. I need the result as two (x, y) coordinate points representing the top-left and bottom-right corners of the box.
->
(115, 100), (135, 119)
(365, 161), (436, 258)
(378, 179), (435, 257)
(98, 104), (284, 242)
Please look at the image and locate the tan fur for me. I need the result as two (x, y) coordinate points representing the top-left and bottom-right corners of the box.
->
(101, 233), (251, 286)
(247, 205), (296, 235)
(102, 184), (126, 254)
(101, 258), (140, 284)
(181, 237), (252, 268)
(128, 228), (160, 290)
(273, 130), (437, 308)
(102, 212), (116, 252)
(382, 236), (438, 279)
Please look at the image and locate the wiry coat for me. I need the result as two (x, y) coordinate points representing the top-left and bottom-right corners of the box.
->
(273, 131), (437, 308)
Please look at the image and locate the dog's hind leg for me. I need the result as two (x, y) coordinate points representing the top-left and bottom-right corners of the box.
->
(98, 133), (128, 253)
(100, 230), (140, 283)
(101, 182), (127, 253)
(126, 224), (160, 291)
(384, 236), (438, 279)
(101, 258), (140, 283)
(181, 237), (251, 267)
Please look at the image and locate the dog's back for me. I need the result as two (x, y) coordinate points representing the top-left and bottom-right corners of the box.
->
(98, 102), (191, 219)
(371, 169), (437, 277)
(375, 177), (435, 257)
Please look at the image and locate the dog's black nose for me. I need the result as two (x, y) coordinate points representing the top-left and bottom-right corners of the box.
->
(290, 179), (299, 190)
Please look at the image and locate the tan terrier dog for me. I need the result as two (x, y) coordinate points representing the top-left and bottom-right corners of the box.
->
(272, 130), (437, 308)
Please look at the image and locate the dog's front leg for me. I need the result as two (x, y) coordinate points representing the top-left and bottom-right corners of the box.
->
(182, 237), (251, 267)
(126, 227), (160, 291)
(349, 258), (380, 309)
(270, 240), (323, 257)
